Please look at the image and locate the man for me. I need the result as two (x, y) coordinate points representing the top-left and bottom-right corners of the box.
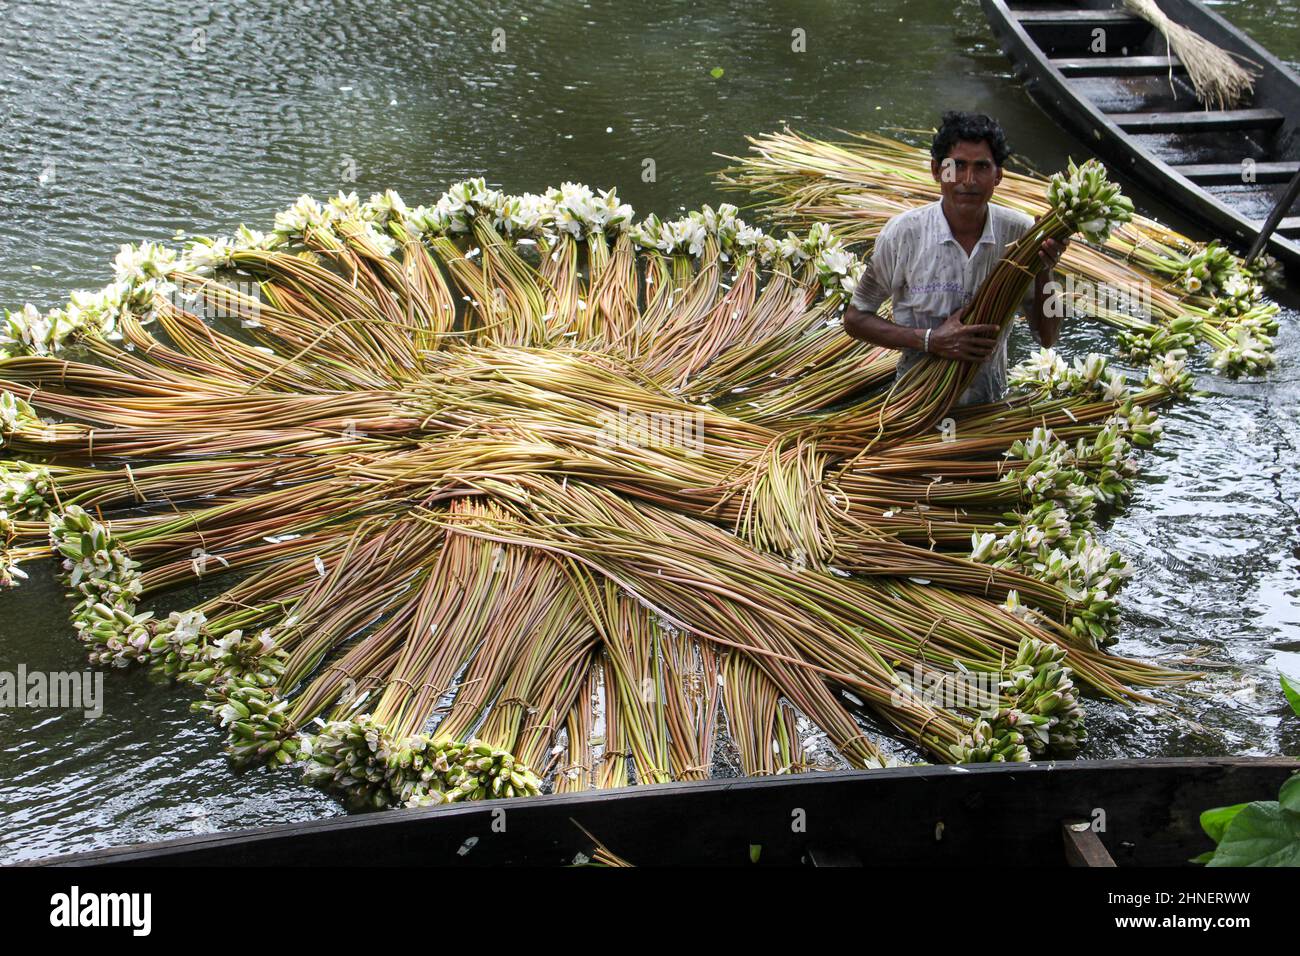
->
(843, 111), (1067, 406)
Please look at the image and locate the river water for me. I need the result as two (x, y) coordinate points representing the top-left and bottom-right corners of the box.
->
(1, 0), (1298, 862)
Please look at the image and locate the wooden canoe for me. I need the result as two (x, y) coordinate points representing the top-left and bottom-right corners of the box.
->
(980, 0), (1300, 269)
(31, 756), (1297, 867)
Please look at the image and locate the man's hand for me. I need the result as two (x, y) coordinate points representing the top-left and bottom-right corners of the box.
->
(927, 306), (1000, 363)
(1037, 236), (1068, 273)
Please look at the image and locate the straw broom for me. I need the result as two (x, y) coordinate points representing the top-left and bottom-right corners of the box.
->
(1124, 0), (1257, 110)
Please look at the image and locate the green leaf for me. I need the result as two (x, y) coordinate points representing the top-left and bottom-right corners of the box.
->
(1189, 850), (1215, 865)
(1279, 775), (1300, 814)
(710, 67), (725, 79)
(1200, 802), (1248, 845)
(1206, 800), (1300, 867)
(1282, 672), (1300, 716)
(748, 843), (761, 863)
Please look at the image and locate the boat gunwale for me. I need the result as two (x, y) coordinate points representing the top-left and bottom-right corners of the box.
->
(28, 755), (1299, 867)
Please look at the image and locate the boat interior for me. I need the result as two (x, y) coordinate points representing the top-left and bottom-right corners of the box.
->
(1004, 0), (1300, 242)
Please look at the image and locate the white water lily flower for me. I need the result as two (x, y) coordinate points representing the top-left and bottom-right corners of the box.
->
(804, 221), (833, 247)
(399, 204), (435, 236)
(1072, 539), (1124, 587)
(775, 233), (806, 264)
(212, 631), (243, 656)
(817, 246), (854, 277)
(1020, 426), (1059, 460)
(435, 179), (501, 233)
(273, 195), (331, 240)
(702, 203), (736, 243)
(183, 236), (237, 275)
(113, 241), (178, 284)
(497, 192), (552, 236)
(546, 181), (609, 238)
(327, 190), (362, 220)
(170, 610), (206, 643)
(233, 225), (277, 253)
(840, 262), (866, 295)
(970, 531), (1000, 563)
(683, 220), (707, 257)
(1039, 507), (1072, 542)
(2, 303), (65, 356)
(1144, 352), (1190, 391)
(360, 222), (398, 256)
(0, 463), (54, 520)
(425, 201), (455, 234)
(597, 187), (633, 231)
(658, 217), (706, 257)
(1220, 274), (1249, 300)
(1009, 347), (1069, 393)
(361, 188), (408, 224)
(0, 390), (36, 436)
(1073, 353), (1107, 386)
(1101, 371), (1128, 402)
(1003, 590), (1033, 620)
(734, 222), (765, 251)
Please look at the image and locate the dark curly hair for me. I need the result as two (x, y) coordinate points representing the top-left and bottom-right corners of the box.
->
(930, 111), (1011, 168)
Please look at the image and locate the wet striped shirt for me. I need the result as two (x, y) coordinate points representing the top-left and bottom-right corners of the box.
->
(851, 200), (1035, 406)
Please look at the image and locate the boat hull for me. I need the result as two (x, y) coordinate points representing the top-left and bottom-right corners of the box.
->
(33, 756), (1298, 867)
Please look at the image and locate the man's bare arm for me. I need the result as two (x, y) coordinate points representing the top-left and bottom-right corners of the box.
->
(843, 303), (1002, 363)
(843, 304), (925, 352)
(1028, 270), (1059, 348)
(1027, 236), (1068, 348)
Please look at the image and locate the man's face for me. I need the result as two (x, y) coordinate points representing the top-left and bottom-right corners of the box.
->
(931, 139), (1002, 213)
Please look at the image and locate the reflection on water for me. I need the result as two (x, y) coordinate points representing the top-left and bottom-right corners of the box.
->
(1, 0), (1298, 861)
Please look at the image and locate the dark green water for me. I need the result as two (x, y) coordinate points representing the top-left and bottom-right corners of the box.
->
(1, 0), (1298, 862)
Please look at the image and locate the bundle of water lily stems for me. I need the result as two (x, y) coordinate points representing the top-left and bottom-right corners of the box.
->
(1, 163), (1197, 811)
(719, 128), (1283, 376)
